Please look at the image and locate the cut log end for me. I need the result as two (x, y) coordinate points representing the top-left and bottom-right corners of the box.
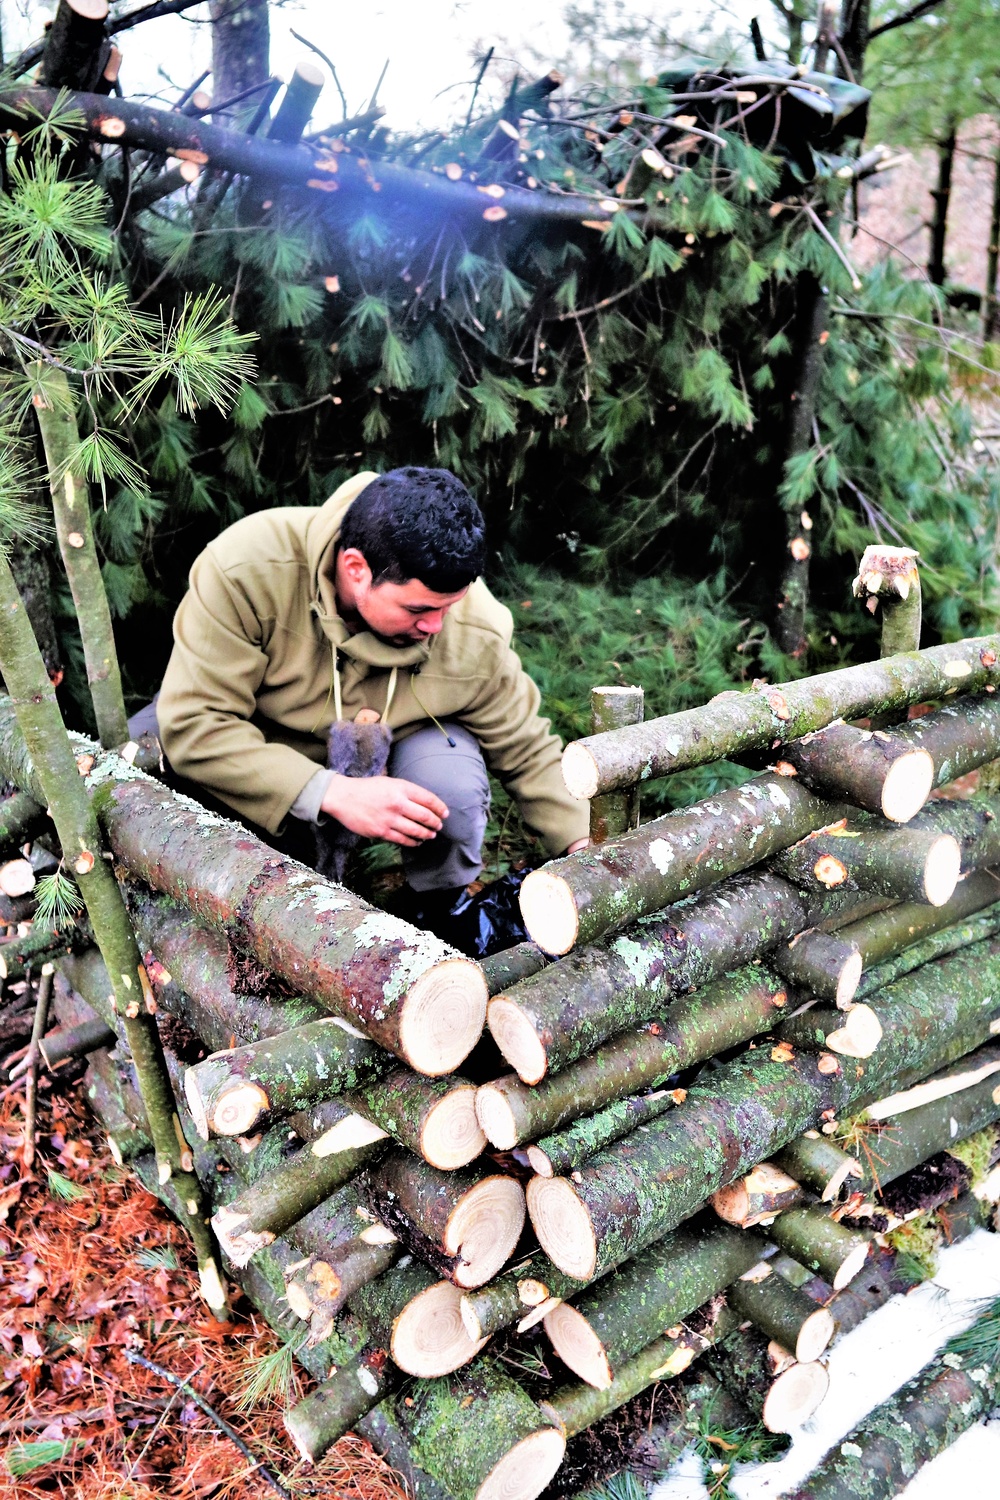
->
(421, 1085), (486, 1170)
(398, 958), (487, 1077)
(210, 1205), (274, 1268)
(518, 869), (579, 957)
(562, 742), (600, 802)
(182, 1068), (211, 1141)
(391, 1280), (488, 1376)
(475, 1427), (566, 1500)
(527, 1175), (596, 1281)
(835, 948), (864, 1010)
(832, 1240), (871, 1291)
(795, 1306), (836, 1364)
(825, 1002), (883, 1059)
(880, 748), (934, 823)
(525, 1144), (554, 1177)
(542, 1301), (612, 1389)
(487, 999), (547, 1086)
(292, 58), (326, 87)
(923, 835), (962, 907)
(0, 859), (35, 898)
(209, 1080), (270, 1140)
(68, 0), (110, 16)
(475, 1082), (522, 1150)
(460, 1295), (485, 1343)
(761, 1358), (830, 1433)
(445, 1176), (526, 1288)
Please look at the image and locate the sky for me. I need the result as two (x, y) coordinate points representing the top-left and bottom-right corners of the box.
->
(2, 0), (782, 131)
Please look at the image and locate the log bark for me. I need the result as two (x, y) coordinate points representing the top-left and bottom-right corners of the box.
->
(84, 1051), (152, 1163)
(560, 635), (1000, 799)
(209, 0), (269, 120)
(776, 1002), (883, 1059)
(588, 687), (643, 844)
(268, 61), (324, 145)
(366, 1152), (525, 1289)
(284, 1233), (402, 1345)
(526, 1085), (684, 1178)
(772, 930), (862, 1008)
(776, 278), (827, 658)
(39, 1), (109, 91)
(519, 773), (848, 956)
(525, 933), (1000, 1281)
(40, 1014), (116, 1068)
(0, 927), (77, 982)
(771, 1133), (861, 1201)
(0, 791), (49, 858)
(857, 899), (1000, 1000)
(770, 820), (960, 908)
(764, 720), (933, 822)
(344, 1070), (486, 1170)
(479, 942), (548, 996)
(183, 1017), (390, 1139)
(478, 962), (793, 1144)
(852, 545), (922, 660)
(985, 127), (1000, 342)
(728, 1266), (835, 1363)
(768, 1205), (871, 1290)
(284, 1345), (399, 1465)
(0, 703), (487, 1076)
(891, 692), (1000, 791)
(711, 1163), (807, 1228)
(703, 1325), (829, 1433)
(488, 871), (849, 1085)
(783, 1309), (1000, 1499)
(459, 1254), (589, 1342)
(541, 1217), (765, 1389)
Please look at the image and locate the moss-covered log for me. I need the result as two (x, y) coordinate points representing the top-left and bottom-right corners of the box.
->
(711, 1162), (807, 1228)
(0, 700), (487, 1076)
(350, 1259), (489, 1378)
(561, 636), (1000, 799)
(894, 692), (1000, 790)
(541, 1217), (764, 1389)
(588, 686), (644, 844)
(526, 934), (1000, 1280)
(703, 1324), (829, 1433)
(284, 1345), (400, 1465)
(768, 1205), (871, 1290)
(0, 926), (78, 982)
(84, 1048), (152, 1164)
(783, 1303), (1000, 1499)
(776, 1002), (883, 1059)
(366, 1152), (525, 1289)
(183, 1017), (390, 1139)
(519, 774), (846, 956)
(771, 821), (960, 908)
(478, 963), (792, 1144)
(390, 1357), (566, 1500)
(459, 1254), (590, 1342)
(345, 1070), (485, 1170)
(728, 1265), (835, 1363)
(479, 942), (549, 996)
(285, 1232), (402, 1345)
(771, 1133), (861, 1202)
(764, 722), (933, 822)
(526, 1085), (683, 1177)
(856, 900), (1000, 999)
(0, 790), (49, 858)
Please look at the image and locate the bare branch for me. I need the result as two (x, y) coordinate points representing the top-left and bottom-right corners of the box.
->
(868, 0), (948, 41)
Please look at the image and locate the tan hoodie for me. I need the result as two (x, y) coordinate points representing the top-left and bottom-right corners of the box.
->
(157, 474), (590, 852)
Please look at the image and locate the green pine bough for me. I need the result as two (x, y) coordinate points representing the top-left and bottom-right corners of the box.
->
(560, 638), (1000, 799)
(526, 934), (1000, 1281)
(0, 549), (227, 1317)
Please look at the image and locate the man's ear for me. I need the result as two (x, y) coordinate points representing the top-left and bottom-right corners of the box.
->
(339, 547), (373, 589)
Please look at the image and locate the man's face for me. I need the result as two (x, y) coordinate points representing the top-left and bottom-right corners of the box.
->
(338, 549), (468, 645)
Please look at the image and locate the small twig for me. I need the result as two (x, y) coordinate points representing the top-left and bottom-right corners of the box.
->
(802, 201), (863, 289)
(122, 1368), (193, 1484)
(369, 58), (390, 113)
(123, 1351), (292, 1500)
(22, 966), (52, 1171)
(290, 28), (348, 120)
(203, 78), (280, 117)
(175, 70), (211, 113)
(465, 46), (495, 130)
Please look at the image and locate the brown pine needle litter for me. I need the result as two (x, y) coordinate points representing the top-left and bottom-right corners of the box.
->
(0, 1063), (409, 1500)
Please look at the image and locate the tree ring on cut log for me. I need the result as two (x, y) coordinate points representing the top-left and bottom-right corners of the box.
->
(923, 835), (961, 907)
(421, 1085), (486, 1170)
(475, 1426), (566, 1500)
(795, 1306), (836, 1364)
(518, 870), (578, 956)
(486, 999), (547, 1085)
(825, 1003), (883, 1058)
(881, 748), (934, 822)
(391, 1280), (488, 1376)
(398, 958), (487, 1077)
(202, 1077), (269, 1140)
(836, 948), (863, 1009)
(445, 1176), (526, 1288)
(761, 1358), (830, 1432)
(832, 1240), (871, 1290)
(475, 1082), (522, 1150)
(527, 1175), (597, 1280)
(542, 1301), (611, 1389)
(562, 742), (600, 802)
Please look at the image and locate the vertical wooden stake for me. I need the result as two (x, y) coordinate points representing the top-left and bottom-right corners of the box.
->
(588, 686), (643, 845)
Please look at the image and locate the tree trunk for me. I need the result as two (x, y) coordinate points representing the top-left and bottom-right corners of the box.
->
(771, 1133), (861, 1201)
(525, 933), (1000, 1281)
(985, 123), (1000, 342)
(728, 1267), (835, 1363)
(39, 0), (109, 91)
(894, 692), (1000, 792)
(703, 1325), (829, 1433)
(285, 1234), (402, 1345)
(479, 941), (548, 996)
(519, 773), (848, 957)
(768, 1205), (871, 1290)
(852, 545), (922, 660)
(209, 0), (269, 118)
(764, 720), (933, 822)
(0, 702), (487, 1076)
(588, 687), (643, 844)
(776, 278), (827, 658)
(830, 866), (1000, 974)
(783, 1312), (1000, 1499)
(928, 120), (958, 287)
(560, 635), (1000, 799)
(0, 926), (77, 982)
(351, 1261), (489, 1378)
(0, 552), (226, 1316)
(477, 962), (793, 1145)
(7, 540), (61, 684)
(284, 1345), (400, 1465)
(858, 899), (1000, 1000)
(541, 1218), (765, 1389)
(267, 61), (324, 145)
(838, 0), (872, 80)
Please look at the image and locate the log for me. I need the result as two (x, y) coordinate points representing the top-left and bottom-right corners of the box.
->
(711, 1163), (807, 1228)
(478, 962), (793, 1145)
(852, 545), (922, 660)
(350, 1260), (489, 1379)
(771, 1133), (861, 1202)
(541, 1218), (764, 1389)
(840, 868), (1000, 974)
(728, 1266), (835, 1363)
(864, 1046), (1000, 1120)
(344, 1070), (486, 1170)
(776, 1002), (883, 1059)
(891, 691), (1000, 790)
(0, 858), (35, 897)
(388, 1359), (566, 1500)
(525, 1085), (684, 1178)
(560, 635), (1000, 799)
(519, 773), (847, 956)
(771, 822), (960, 908)
(267, 60), (324, 145)
(0, 927), (76, 982)
(479, 942), (548, 996)
(39, 0), (110, 91)
(183, 1016), (390, 1139)
(856, 897), (1000, 999)
(488, 871), (836, 1085)
(772, 931), (862, 1008)
(588, 687), (643, 844)
(525, 933), (1000, 1281)
(763, 721), (933, 822)
(783, 1305), (1000, 1499)
(0, 892), (36, 927)
(284, 1225), (401, 1342)
(366, 1152), (526, 1289)
(39, 1015), (116, 1068)
(768, 1206), (871, 1290)
(211, 1107), (390, 1265)
(459, 1254), (589, 1342)
(0, 703), (488, 1076)
(0, 791), (49, 858)
(284, 1346), (399, 1465)
(84, 1049), (151, 1164)
(703, 1325), (830, 1433)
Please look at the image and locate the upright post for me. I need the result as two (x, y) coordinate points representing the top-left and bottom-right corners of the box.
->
(588, 687), (643, 845)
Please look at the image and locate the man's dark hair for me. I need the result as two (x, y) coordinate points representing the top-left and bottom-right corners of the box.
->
(340, 467), (487, 593)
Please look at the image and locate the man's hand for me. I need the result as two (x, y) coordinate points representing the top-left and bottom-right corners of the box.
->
(566, 837), (590, 855)
(321, 774), (448, 847)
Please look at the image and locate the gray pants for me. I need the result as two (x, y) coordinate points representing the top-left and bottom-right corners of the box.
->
(127, 700), (490, 894)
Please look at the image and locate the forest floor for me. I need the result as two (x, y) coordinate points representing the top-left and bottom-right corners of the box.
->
(0, 1055), (409, 1500)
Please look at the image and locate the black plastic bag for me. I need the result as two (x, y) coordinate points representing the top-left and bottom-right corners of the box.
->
(443, 868), (532, 958)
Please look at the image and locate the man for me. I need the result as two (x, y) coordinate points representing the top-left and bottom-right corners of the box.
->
(148, 466), (589, 924)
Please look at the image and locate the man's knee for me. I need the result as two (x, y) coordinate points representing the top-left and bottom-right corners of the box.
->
(389, 724), (490, 889)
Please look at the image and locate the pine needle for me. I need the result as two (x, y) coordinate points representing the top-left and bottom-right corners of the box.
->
(33, 871), (84, 934)
(46, 1169), (88, 1202)
(5, 1438), (81, 1475)
(228, 1336), (303, 1412)
(135, 1244), (179, 1270)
